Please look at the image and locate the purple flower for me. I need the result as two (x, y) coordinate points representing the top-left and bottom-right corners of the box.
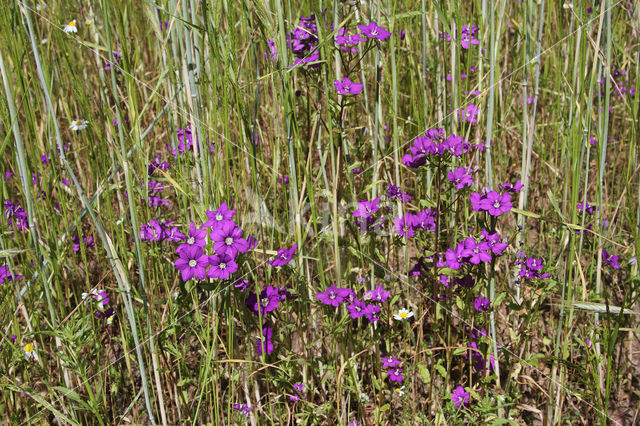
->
(203, 202), (236, 228)
(451, 386), (470, 408)
(290, 383), (306, 402)
(247, 285), (281, 315)
(177, 221), (207, 253)
(480, 191), (512, 216)
(352, 197), (380, 219)
(334, 77), (364, 95)
(458, 104), (479, 123)
(394, 214), (415, 238)
(447, 167), (473, 189)
(363, 284), (390, 303)
(264, 39), (279, 62)
(498, 179), (523, 193)
(445, 243), (467, 270)
(474, 297), (490, 312)
(269, 244), (297, 266)
(358, 22), (391, 41)
(233, 403), (253, 418)
(346, 299), (368, 319)
(364, 303), (381, 322)
(316, 285), (354, 307)
(463, 238), (492, 264)
(386, 368), (404, 383)
(577, 201), (597, 215)
(207, 253), (238, 279)
(174, 245), (209, 282)
(386, 183), (412, 203)
(210, 222), (250, 259)
(481, 229), (508, 255)
(381, 356), (402, 368)
(603, 248), (620, 269)
(257, 326), (274, 355)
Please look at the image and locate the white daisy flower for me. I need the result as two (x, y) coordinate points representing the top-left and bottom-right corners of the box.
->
(393, 308), (414, 321)
(63, 20), (78, 33)
(70, 119), (88, 131)
(24, 343), (38, 362)
(394, 386), (405, 397)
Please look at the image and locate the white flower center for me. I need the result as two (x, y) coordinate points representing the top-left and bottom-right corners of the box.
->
(216, 214), (223, 221)
(187, 237), (195, 244)
(219, 262), (226, 270)
(225, 237), (233, 245)
(493, 201), (501, 208)
(188, 259), (197, 267)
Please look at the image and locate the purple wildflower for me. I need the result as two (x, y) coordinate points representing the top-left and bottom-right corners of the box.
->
(451, 386), (470, 408)
(447, 167), (473, 189)
(603, 248), (620, 269)
(176, 221), (207, 254)
(474, 297), (490, 312)
(210, 222), (250, 259)
(203, 202), (236, 228)
(381, 356), (402, 368)
(480, 191), (512, 216)
(346, 299), (368, 319)
(269, 244), (297, 266)
(358, 22), (391, 41)
(386, 368), (404, 383)
(174, 245), (209, 282)
(352, 197), (380, 219)
(334, 77), (364, 95)
(257, 326), (274, 355)
(207, 253), (238, 279)
(316, 285), (354, 307)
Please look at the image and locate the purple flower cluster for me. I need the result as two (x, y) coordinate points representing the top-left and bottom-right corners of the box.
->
(0, 265), (23, 285)
(515, 256), (550, 279)
(442, 24), (480, 49)
(317, 283), (392, 324)
(289, 14), (321, 67)
(457, 104), (479, 123)
(335, 27), (367, 52)
(245, 285), (294, 316)
(447, 167), (474, 189)
(470, 190), (512, 216)
(3, 200), (29, 232)
(268, 244), (297, 266)
(577, 201), (597, 215)
(140, 219), (185, 242)
(402, 128), (471, 168)
(386, 183), (412, 203)
(174, 203), (252, 282)
(381, 356), (403, 383)
(166, 126), (215, 157)
(393, 209), (436, 238)
(232, 403), (253, 418)
(289, 383), (306, 402)
(358, 22), (392, 41)
(72, 235), (94, 252)
(444, 231), (507, 270)
(82, 288), (115, 324)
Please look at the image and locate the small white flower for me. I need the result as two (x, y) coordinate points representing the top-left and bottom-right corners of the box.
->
(24, 343), (38, 362)
(41, 38), (48, 44)
(394, 386), (405, 397)
(563, 3), (573, 9)
(70, 119), (88, 131)
(393, 308), (414, 321)
(359, 392), (370, 403)
(63, 20), (78, 33)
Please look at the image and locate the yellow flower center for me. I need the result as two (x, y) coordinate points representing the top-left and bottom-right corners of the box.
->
(24, 343), (34, 352)
(399, 312), (407, 318)
(68, 21), (76, 26)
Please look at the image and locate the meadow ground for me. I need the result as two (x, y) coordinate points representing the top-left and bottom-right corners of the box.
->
(1, 0), (639, 424)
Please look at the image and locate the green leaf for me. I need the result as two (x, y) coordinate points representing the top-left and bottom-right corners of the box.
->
(417, 363), (430, 385)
